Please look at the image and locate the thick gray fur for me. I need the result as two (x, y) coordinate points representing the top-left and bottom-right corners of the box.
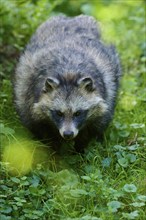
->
(14, 15), (121, 151)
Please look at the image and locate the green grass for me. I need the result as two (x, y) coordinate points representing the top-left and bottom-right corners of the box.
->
(0, 0), (146, 219)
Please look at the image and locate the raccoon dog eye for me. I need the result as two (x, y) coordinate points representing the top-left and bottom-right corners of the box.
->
(74, 111), (82, 117)
(56, 111), (64, 117)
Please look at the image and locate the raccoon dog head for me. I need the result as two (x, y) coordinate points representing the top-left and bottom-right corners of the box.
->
(33, 74), (108, 140)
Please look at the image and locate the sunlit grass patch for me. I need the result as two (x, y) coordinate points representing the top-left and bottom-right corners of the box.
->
(2, 138), (52, 176)
(1, 137), (79, 177)
(2, 140), (34, 175)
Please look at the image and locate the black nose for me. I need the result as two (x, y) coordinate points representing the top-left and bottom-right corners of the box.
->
(63, 131), (74, 140)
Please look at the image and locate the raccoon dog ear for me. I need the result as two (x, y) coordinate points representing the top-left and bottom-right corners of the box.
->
(77, 77), (95, 92)
(44, 77), (59, 92)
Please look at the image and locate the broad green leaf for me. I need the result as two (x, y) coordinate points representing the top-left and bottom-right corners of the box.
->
(123, 184), (137, 193)
(122, 210), (139, 219)
(118, 158), (128, 167)
(130, 202), (145, 207)
(70, 189), (88, 197)
(130, 123), (145, 129)
(137, 195), (146, 202)
(107, 201), (122, 213)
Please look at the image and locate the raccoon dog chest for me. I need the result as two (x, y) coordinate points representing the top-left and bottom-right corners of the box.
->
(14, 15), (121, 151)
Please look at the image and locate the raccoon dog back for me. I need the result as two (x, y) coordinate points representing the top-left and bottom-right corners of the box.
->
(14, 15), (121, 151)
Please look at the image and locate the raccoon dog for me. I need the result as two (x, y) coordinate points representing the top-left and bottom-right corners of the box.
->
(14, 15), (121, 151)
